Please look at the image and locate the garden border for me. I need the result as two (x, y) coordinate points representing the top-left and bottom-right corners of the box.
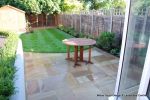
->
(10, 39), (26, 100)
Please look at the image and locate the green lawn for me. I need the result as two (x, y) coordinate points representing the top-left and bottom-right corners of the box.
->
(20, 28), (79, 53)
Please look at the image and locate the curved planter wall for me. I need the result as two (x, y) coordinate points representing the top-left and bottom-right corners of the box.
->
(10, 39), (26, 100)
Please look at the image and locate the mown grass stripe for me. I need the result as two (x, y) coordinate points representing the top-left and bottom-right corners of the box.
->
(20, 28), (81, 53)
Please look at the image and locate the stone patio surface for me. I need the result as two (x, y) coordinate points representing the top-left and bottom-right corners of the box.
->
(24, 47), (119, 100)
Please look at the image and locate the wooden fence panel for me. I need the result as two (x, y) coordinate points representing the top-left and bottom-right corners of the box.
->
(26, 14), (57, 28)
(58, 9), (125, 38)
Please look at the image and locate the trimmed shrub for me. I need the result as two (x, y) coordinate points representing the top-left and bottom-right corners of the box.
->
(0, 30), (18, 99)
(97, 32), (115, 51)
(110, 48), (120, 56)
(57, 25), (76, 36)
(57, 24), (64, 31)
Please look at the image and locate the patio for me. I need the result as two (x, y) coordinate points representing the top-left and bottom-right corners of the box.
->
(0, 1), (150, 100)
(24, 47), (119, 100)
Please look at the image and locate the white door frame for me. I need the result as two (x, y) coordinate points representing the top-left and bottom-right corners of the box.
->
(114, 0), (131, 97)
(109, 1), (131, 99)
(110, 0), (150, 100)
(137, 39), (150, 100)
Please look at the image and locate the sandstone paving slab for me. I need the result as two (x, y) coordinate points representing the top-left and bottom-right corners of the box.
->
(24, 48), (119, 100)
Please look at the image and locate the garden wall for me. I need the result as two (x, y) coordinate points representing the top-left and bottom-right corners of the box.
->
(10, 39), (26, 100)
(26, 14), (58, 28)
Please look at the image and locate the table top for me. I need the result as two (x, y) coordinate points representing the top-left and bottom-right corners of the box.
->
(62, 38), (96, 46)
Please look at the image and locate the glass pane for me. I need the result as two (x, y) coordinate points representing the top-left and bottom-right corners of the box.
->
(118, 0), (150, 100)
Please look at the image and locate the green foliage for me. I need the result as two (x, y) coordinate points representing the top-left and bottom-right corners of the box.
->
(12, 0), (41, 14)
(57, 24), (75, 36)
(57, 24), (65, 30)
(97, 32), (115, 51)
(90, 0), (107, 10)
(57, 25), (89, 38)
(0, 0), (61, 14)
(110, 48), (120, 56)
(132, 0), (150, 15)
(79, 32), (86, 38)
(0, 78), (15, 97)
(37, 0), (61, 14)
(26, 21), (33, 33)
(57, 25), (120, 56)
(61, 0), (83, 12)
(81, 0), (126, 10)
(0, 95), (8, 100)
(20, 28), (75, 53)
(0, 30), (18, 99)
(112, 0), (126, 9)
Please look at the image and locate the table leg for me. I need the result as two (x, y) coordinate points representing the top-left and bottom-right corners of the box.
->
(74, 46), (79, 67)
(80, 46), (84, 62)
(88, 46), (93, 64)
(66, 45), (71, 60)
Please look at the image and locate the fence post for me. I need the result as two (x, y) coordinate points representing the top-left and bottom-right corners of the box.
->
(46, 14), (47, 26)
(91, 10), (94, 35)
(71, 12), (73, 28)
(110, 8), (113, 32)
(80, 11), (82, 33)
(63, 14), (65, 26)
(75, 13), (76, 31)
(36, 14), (38, 27)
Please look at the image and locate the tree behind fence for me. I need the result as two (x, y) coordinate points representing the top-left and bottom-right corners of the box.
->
(58, 9), (125, 38)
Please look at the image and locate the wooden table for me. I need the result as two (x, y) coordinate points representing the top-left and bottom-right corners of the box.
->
(62, 38), (96, 67)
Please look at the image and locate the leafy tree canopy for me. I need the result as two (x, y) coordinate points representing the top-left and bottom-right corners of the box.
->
(81, 0), (126, 10)
(133, 0), (150, 12)
(0, 0), (126, 14)
(0, 0), (61, 14)
(61, 0), (83, 12)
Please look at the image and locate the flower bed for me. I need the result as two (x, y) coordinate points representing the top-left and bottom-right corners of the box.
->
(0, 31), (18, 100)
(57, 25), (121, 57)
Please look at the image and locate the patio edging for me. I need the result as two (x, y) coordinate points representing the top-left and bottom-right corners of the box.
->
(10, 39), (26, 100)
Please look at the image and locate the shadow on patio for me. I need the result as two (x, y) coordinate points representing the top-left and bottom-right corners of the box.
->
(24, 47), (119, 100)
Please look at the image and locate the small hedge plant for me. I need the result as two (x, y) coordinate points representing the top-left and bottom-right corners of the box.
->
(97, 32), (115, 51)
(0, 30), (18, 99)
(97, 31), (121, 56)
(57, 24), (75, 36)
(57, 25), (88, 38)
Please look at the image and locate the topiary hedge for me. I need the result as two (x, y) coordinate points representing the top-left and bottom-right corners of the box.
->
(0, 30), (18, 100)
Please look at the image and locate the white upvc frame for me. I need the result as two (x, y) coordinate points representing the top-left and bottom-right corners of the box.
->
(136, 39), (150, 100)
(109, 0), (150, 100)
(109, 1), (131, 99)
(112, 0), (131, 99)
